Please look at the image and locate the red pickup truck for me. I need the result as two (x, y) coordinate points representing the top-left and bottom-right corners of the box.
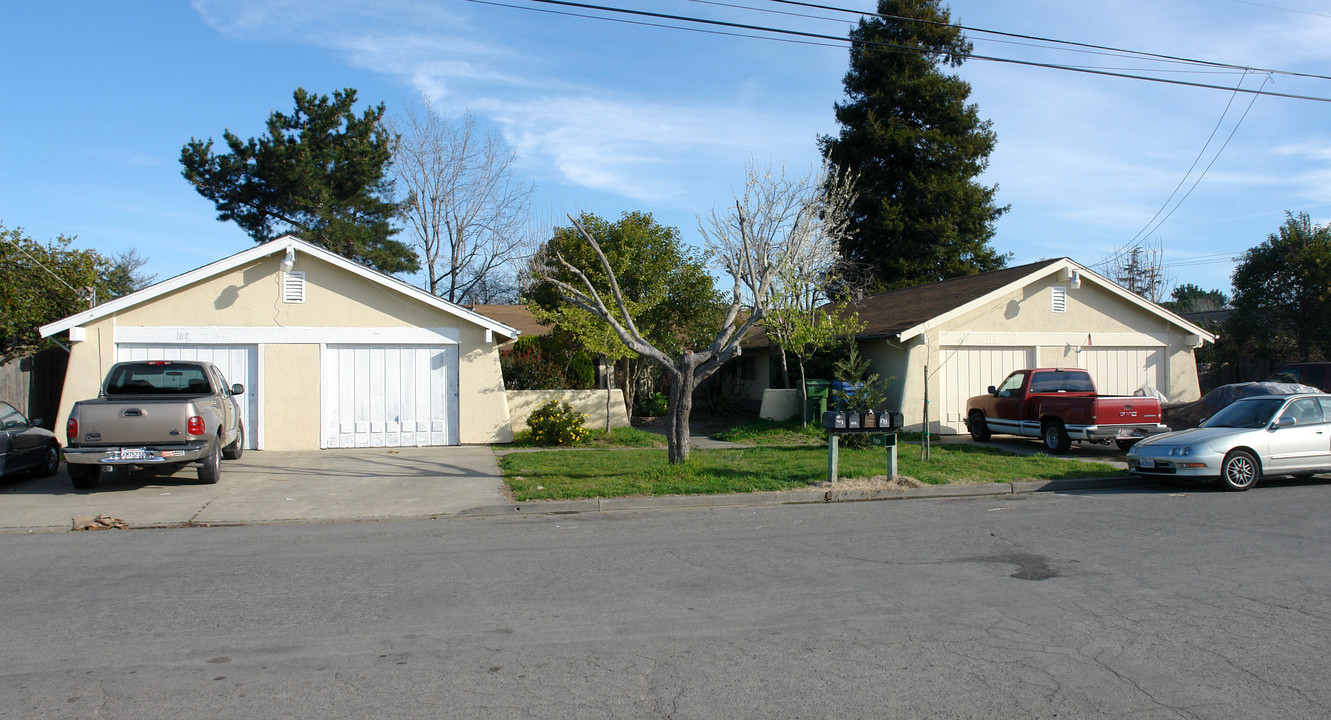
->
(964, 368), (1168, 453)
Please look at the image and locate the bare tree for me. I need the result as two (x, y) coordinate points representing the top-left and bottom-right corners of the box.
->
(1103, 239), (1173, 303)
(538, 161), (857, 463)
(389, 101), (535, 303)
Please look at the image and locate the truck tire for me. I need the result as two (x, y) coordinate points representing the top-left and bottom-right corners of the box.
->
(968, 411), (991, 442)
(222, 421), (244, 460)
(69, 464), (99, 489)
(198, 436), (222, 484)
(1042, 420), (1071, 454)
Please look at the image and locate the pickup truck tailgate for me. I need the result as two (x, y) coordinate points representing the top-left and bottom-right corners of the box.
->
(71, 397), (199, 445)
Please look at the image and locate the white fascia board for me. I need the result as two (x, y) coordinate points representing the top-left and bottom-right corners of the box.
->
(896, 258), (1216, 344)
(40, 235), (521, 340)
(40, 239), (283, 338)
(115, 326), (462, 345)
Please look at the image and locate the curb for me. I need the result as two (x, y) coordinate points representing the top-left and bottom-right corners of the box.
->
(454, 475), (1153, 517)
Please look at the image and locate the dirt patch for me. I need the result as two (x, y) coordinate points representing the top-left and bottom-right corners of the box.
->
(802, 475), (924, 492)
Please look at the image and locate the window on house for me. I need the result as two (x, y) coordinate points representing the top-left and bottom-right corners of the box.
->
(1051, 286), (1067, 313)
(283, 271), (306, 303)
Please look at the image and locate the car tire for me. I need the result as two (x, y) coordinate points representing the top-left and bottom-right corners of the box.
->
(33, 442), (61, 478)
(222, 421), (244, 460)
(1219, 449), (1260, 491)
(1115, 438), (1140, 452)
(69, 464), (99, 489)
(1042, 420), (1071, 454)
(968, 412), (991, 442)
(197, 436), (222, 484)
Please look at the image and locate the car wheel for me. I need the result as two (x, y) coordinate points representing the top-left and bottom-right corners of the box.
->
(69, 464), (99, 489)
(1042, 420), (1071, 454)
(222, 421), (244, 460)
(197, 436), (222, 484)
(1219, 450), (1260, 491)
(32, 442), (61, 478)
(1115, 439), (1140, 452)
(968, 412), (991, 442)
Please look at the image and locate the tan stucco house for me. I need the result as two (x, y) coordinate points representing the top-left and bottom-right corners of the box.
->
(738, 258), (1217, 434)
(40, 236), (519, 450)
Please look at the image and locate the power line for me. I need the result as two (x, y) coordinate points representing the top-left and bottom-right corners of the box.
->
(768, 0), (1331, 83)
(475, 0), (1331, 103)
(1224, 0), (1331, 19)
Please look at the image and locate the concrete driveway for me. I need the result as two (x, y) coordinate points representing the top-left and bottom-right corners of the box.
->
(0, 446), (505, 532)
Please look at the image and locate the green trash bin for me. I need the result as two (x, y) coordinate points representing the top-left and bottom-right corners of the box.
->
(804, 379), (830, 424)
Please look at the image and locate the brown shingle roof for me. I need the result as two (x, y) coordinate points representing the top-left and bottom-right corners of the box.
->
(847, 259), (1063, 337)
(743, 259), (1064, 347)
(466, 304), (549, 338)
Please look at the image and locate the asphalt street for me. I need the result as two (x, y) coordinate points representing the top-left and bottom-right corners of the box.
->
(4, 479), (1331, 719)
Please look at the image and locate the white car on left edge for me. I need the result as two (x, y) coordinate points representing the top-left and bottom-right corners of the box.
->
(1127, 393), (1331, 491)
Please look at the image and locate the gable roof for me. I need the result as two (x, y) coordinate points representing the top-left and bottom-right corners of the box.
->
(746, 257), (1216, 347)
(40, 235), (520, 340)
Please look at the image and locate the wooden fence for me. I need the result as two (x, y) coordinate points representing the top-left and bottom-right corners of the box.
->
(0, 348), (68, 429)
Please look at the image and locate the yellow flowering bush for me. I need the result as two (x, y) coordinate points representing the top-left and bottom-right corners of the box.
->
(527, 398), (589, 446)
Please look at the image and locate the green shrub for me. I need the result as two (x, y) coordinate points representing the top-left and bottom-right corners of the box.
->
(635, 391), (668, 416)
(527, 398), (589, 446)
(502, 348), (567, 390)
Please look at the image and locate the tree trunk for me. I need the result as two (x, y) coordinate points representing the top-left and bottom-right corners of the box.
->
(796, 356), (809, 426)
(666, 365), (695, 464)
(778, 346), (790, 389)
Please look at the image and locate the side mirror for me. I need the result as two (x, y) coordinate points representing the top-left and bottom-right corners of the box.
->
(987, 386), (997, 396)
(1277, 416), (1297, 428)
(231, 383), (245, 395)
(31, 418), (43, 427)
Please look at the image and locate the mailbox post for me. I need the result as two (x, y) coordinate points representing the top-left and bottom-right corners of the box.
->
(822, 410), (904, 483)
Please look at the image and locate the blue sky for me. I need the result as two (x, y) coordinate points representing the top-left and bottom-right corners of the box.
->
(4, 0), (1330, 298)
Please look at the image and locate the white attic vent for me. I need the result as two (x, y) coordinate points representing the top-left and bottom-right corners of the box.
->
(283, 271), (306, 304)
(1051, 286), (1067, 313)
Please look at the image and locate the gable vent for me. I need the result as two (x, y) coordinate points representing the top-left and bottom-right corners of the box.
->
(283, 271), (306, 304)
(1051, 286), (1067, 313)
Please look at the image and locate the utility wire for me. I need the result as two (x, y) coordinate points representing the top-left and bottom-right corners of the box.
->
(476, 0), (1331, 102)
(768, 0), (1331, 82)
(0, 232), (93, 306)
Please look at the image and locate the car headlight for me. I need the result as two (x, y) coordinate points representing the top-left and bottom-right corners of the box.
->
(1168, 446), (1194, 457)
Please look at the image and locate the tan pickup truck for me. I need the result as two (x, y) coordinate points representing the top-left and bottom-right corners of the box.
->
(63, 360), (245, 489)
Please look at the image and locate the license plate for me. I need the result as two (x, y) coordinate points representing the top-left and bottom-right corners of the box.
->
(119, 448), (150, 461)
(1138, 457), (1155, 469)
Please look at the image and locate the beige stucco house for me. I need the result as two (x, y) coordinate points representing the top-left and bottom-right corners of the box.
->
(738, 258), (1217, 434)
(40, 236), (518, 450)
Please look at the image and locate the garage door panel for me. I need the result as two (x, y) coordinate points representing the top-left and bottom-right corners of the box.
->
(939, 347), (1033, 434)
(322, 345), (458, 448)
(1078, 347), (1164, 396)
(116, 344), (258, 450)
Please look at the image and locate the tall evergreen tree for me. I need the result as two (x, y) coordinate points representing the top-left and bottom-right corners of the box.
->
(181, 88), (417, 274)
(819, 0), (1008, 290)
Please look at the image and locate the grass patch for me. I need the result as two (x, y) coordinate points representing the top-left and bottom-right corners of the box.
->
(710, 419), (826, 445)
(506, 426), (667, 449)
(500, 443), (1126, 501)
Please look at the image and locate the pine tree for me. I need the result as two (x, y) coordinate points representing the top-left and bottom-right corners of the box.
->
(819, 0), (1008, 291)
(181, 88), (417, 274)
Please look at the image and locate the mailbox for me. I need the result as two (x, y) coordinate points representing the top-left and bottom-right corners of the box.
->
(847, 410), (861, 429)
(822, 411), (846, 430)
(863, 409), (877, 428)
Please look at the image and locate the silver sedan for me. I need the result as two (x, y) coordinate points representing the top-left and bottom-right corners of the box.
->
(1126, 393), (1331, 490)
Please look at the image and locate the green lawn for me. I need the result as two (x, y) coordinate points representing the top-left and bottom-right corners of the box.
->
(500, 442), (1127, 501)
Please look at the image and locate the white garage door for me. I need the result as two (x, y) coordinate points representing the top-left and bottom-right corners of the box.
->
(938, 346), (1033, 434)
(115, 344), (259, 449)
(321, 345), (459, 448)
(1078, 347), (1165, 396)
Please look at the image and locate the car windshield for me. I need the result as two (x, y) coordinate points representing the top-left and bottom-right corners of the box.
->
(104, 363), (211, 396)
(1205, 397), (1287, 428)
